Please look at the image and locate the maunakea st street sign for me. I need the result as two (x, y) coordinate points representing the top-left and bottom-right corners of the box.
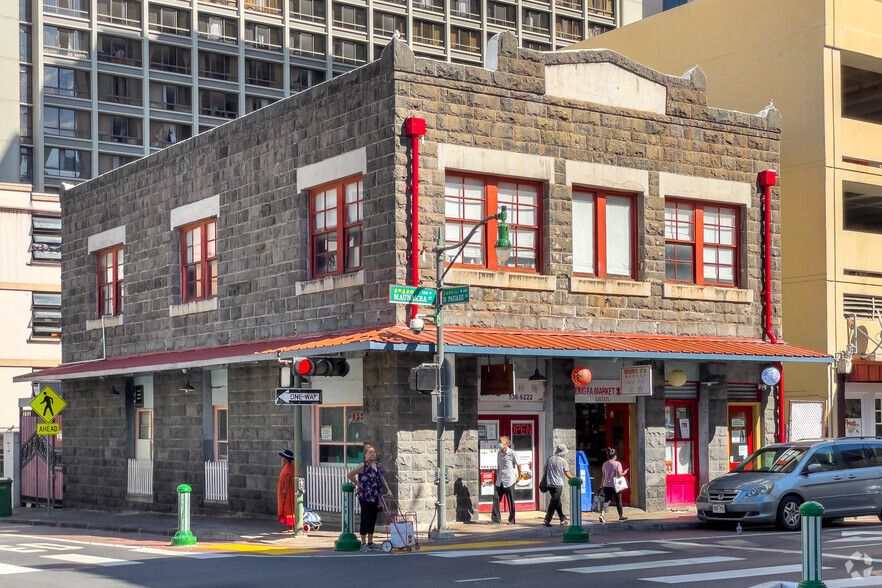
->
(389, 285), (436, 305)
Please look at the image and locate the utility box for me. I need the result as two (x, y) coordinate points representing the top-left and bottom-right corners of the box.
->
(0, 478), (12, 517)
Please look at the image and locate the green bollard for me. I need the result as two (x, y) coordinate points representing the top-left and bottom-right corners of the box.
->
(799, 501), (826, 588)
(171, 484), (198, 546)
(334, 482), (361, 552)
(563, 477), (590, 543)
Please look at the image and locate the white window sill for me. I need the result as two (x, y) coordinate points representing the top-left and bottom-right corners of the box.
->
(663, 282), (753, 304)
(87, 314), (124, 331)
(296, 270), (365, 295)
(169, 297), (219, 317)
(445, 268), (556, 291)
(27, 336), (61, 344)
(570, 276), (650, 297)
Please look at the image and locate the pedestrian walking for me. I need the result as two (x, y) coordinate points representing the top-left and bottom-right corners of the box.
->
(542, 443), (573, 527)
(347, 444), (391, 551)
(599, 447), (629, 523)
(277, 449), (297, 533)
(491, 436), (522, 525)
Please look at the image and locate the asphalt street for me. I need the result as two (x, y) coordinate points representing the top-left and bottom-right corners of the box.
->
(3, 523), (882, 587)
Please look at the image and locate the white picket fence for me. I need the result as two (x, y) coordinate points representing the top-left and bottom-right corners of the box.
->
(127, 458), (153, 496)
(204, 460), (228, 501)
(307, 465), (360, 514)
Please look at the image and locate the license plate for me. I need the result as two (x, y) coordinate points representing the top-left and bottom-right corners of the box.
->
(712, 504), (725, 514)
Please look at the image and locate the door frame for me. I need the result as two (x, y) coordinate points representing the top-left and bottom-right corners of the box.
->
(727, 405), (754, 470)
(605, 403), (631, 504)
(665, 399), (699, 506)
(477, 413), (540, 512)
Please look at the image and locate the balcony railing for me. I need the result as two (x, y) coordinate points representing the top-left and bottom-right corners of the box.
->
(291, 47), (325, 60)
(245, 0), (282, 15)
(98, 132), (142, 145)
(413, 35), (443, 47)
(98, 93), (143, 106)
(556, 29), (581, 41)
(198, 69), (237, 81)
(452, 42), (480, 54)
(97, 13), (140, 27)
(413, 0), (444, 12)
(374, 27), (404, 39)
(522, 24), (550, 35)
(487, 16), (515, 27)
(46, 87), (90, 99)
(45, 129), (90, 140)
(244, 39), (283, 51)
(200, 106), (238, 118)
(333, 19), (367, 32)
(44, 46), (89, 60)
(291, 10), (324, 23)
(45, 4), (89, 18)
(127, 458), (153, 496)
(200, 0), (238, 6)
(150, 23), (190, 36)
(332, 53), (366, 66)
(555, 0), (582, 10)
(451, 7), (479, 20)
(98, 52), (141, 67)
(586, 0), (613, 17)
(198, 31), (238, 44)
(149, 61), (190, 74)
(149, 100), (192, 113)
(246, 76), (283, 88)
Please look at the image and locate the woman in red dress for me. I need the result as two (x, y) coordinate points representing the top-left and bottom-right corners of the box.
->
(277, 449), (297, 533)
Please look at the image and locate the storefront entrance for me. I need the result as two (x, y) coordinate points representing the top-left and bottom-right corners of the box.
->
(477, 414), (539, 513)
(575, 403), (631, 503)
(665, 399), (698, 505)
(728, 406), (754, 469)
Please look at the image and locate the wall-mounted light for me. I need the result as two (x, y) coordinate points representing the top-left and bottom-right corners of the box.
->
(667, 369), (687, 387)
(179, 380), (195, 393)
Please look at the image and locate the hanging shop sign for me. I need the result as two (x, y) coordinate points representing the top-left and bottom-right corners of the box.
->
(621, 365), (653, 396)
(479, 377), (545, 410)
(575, 379), (638, 403)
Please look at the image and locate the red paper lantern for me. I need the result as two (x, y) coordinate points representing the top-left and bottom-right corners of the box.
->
(571, 367), (592, 386)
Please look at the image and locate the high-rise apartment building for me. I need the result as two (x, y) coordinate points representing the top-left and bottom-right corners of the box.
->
(10, 0), (624, 193)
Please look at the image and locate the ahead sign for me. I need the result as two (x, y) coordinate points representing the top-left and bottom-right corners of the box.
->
(275, 389), (323, 405)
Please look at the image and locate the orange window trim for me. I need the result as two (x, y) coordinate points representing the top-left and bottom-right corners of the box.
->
(665, 198), (739, 288)
(572, 187), (637, 280)
(309, 174), (363, 279)
(96, 244), (124, 317)
(181, 218), (218, 303)
(445, 172), (541, 273)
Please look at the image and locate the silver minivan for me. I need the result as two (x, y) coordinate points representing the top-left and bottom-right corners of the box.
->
(696, 438), (882, 530)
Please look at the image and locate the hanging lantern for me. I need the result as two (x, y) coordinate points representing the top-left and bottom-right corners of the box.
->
(761, 366), (781, 387)
(667, 369), (687, 387)
(571, 367), (592, 387)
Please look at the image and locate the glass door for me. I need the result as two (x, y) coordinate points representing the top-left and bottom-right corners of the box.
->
(665, 400), (698, 505)
(727, 406), (753, 470)
(605, 404), (630, 504)
(477, 414), (539, 513)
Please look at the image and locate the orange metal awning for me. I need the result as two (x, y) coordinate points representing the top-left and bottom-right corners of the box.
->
(15, 324), (830, 383)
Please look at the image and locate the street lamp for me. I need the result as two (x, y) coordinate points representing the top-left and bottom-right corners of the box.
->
(427, 206), (511, 539)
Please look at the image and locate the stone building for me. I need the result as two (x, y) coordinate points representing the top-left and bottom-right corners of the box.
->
(18, 32), (828, 525)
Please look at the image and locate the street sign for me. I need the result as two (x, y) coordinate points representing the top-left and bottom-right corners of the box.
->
(37, 423), (60, 435)
(30, 386), (66, 423)
(275, 389), (323, 405)
(441, 286), (469, 305)
(389, 285), (436, 305)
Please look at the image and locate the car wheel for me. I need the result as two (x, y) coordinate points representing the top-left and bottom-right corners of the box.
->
(776, 496), (802, 531)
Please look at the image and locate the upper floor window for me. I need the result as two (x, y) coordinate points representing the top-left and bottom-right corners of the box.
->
(45, 66), (90, 99)
(291, 0), (324, 21)
(97, 245), (124, 316)
(665, 201), (738, 287)
(310, 176), (363, 278)
(844, 185), (882, 234)
(445, 174), (539, 271)
(44, 147), (90, 179)
(32, 216), (62, 263)
(44, 25), (89, 59)
(214, 406), (228, 460)
(572, 190), (634, 279)
(44, 106), (90, 139)
(148, 5), (190, 35)
(244, 22), (282, 51)
(333, 4), (366, 31)
(32, 292), (61, 339)
(181, 219), (217, 303)
(45, 0), (89, 19)
(97, 0), (140, 27)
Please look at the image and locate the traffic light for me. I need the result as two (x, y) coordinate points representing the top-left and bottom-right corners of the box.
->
(293, 357), (350, 377)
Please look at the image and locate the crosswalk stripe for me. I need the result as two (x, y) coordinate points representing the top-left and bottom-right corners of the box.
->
(641, 564), (829, 584)
(0, 562), (39, 575)
(429, 545), (601, 558)
(493, 549), (668, 566)
(185, 553), (237, 559)
(562, 556), (743, 574)
(42, 554), (136, 566)
(127, 547), (186, 556)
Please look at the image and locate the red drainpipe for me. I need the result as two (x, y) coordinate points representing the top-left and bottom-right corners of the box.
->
(405, 117), (427, 321)
(758, 169), (785, 442)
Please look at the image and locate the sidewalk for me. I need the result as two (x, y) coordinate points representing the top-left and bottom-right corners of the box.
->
(0, 505), (703, 550)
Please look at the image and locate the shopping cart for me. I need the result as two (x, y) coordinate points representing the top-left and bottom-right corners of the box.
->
(379, 493), (420, 553)
(302, 508), (322, 532)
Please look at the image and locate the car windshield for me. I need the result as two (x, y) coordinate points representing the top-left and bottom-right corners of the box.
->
(733, 446), (809, 473)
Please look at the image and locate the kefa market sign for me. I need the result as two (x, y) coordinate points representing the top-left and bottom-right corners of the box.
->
(575, 379), (637, 404)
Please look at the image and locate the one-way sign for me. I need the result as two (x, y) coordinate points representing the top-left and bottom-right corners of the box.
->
(275, 389), (323, 405)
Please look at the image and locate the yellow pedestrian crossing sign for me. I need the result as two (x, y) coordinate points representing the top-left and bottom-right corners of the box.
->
(30, 386), (66, 423)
